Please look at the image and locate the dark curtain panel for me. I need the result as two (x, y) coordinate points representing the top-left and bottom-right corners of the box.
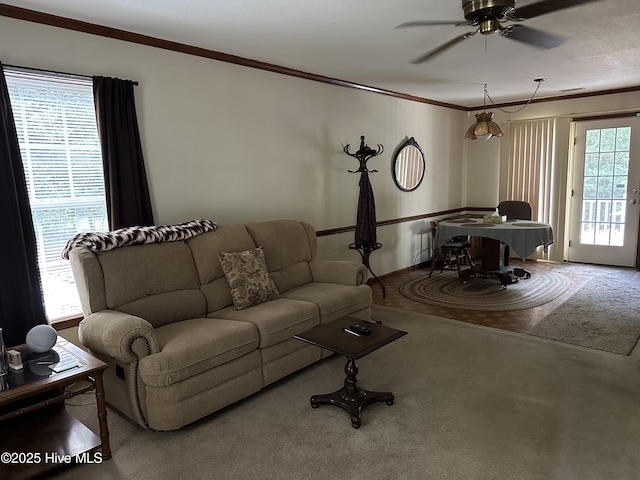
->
(93, 76), (154, 229)
(0, 62), (47, 346)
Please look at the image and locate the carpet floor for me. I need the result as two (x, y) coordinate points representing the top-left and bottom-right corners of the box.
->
(529, 264), (640, 355)
(50, 306), (640, 480)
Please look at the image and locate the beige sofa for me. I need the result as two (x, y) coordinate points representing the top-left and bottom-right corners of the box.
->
(69, 219), (372, 430)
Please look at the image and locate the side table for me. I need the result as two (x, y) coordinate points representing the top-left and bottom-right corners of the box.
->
(0, 336), (109, 480)
(294, 316), (406, 428)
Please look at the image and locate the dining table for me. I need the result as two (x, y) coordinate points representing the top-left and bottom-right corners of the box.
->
(434, 218), (554, 286)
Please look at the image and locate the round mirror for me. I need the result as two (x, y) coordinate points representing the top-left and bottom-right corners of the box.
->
(392, 137), (425, 192)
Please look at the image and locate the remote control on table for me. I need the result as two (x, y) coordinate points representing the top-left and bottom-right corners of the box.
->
(342, 324), (372, 336)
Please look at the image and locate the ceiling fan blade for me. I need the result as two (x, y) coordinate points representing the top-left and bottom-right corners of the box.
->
(395, 20), (470, 29)
(500, 25), (564, 49)
(514, 0), (602, 20)
(410, 29), (479, 64)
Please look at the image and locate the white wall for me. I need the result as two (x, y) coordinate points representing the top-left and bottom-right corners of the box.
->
(0, 16), (466, 276)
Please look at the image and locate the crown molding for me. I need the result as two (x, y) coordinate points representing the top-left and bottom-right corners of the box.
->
(468, 85), (640, 112)
(0, 4), (466, 111)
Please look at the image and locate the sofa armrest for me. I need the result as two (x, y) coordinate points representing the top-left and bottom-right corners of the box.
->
(78, 310), (160, 363)
(309, 260), (368, 286)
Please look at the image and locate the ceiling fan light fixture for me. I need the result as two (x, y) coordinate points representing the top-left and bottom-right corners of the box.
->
(480, 18), (501, 34)
(462, 0), (515, 22)
(400, 0), (596, 65)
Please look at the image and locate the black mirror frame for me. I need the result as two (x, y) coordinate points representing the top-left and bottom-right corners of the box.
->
(392, 137), (425, 192)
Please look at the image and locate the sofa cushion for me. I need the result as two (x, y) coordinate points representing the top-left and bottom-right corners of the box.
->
(187, 225), (256, 285)
(117, 290), (207, 329)
(219, 247), (281, 310)
(98, 241), (200, 308)
(283, 283), (372, 323)
(212, 298), (319, 348)
(245, 220), (317, 294)
(199, 277), (235, 313)
(139, 317), (259, 387)
(268, 261), (313, 295)
(245, 220), (315, 271)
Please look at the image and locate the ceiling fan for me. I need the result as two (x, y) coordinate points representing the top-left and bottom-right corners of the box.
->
(397, 0), (601, 64)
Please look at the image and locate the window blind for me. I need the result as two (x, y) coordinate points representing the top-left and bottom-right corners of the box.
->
(502, 118), (556, 260)
(5, 68), (108, 320)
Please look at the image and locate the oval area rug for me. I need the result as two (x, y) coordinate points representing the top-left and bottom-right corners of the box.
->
(399, 270), (572, 311)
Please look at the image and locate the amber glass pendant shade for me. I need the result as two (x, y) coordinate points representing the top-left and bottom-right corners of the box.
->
(465, 111), (503, 140)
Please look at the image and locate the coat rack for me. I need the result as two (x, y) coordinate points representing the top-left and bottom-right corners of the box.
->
(344, 135), (386, 298)
(344, 135), (383, 173)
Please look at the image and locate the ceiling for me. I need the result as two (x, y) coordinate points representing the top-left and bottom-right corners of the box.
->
(3, 0), (640, 108)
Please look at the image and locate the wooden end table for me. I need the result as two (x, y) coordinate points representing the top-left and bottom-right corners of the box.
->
(294, 316), (406, 428)
(0, 336), (109, 480)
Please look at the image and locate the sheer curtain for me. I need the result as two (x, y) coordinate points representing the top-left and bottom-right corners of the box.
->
(0, 62), (47, 346)
(500, 118), (567, 260)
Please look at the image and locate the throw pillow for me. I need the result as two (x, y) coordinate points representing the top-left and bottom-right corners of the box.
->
(218, 247), (281, 310)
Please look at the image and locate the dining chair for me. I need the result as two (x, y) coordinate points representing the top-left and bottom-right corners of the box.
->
(497, 200), (532, 221)
(428, 220), (474, 280)
(497, 200), (532, 265)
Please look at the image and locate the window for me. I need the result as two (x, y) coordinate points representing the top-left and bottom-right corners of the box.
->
(5, 68), (108, 321)
(579, 127), (630, 246)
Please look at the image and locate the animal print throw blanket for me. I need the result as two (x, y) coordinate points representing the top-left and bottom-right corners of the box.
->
(61, 219), (217, 259)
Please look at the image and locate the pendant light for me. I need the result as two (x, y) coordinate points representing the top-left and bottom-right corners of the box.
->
(465, 79), (545, 140)
(465, 84), (503, 140)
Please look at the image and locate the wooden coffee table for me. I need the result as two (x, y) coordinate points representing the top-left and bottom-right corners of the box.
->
(294, 316), (406, 428)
